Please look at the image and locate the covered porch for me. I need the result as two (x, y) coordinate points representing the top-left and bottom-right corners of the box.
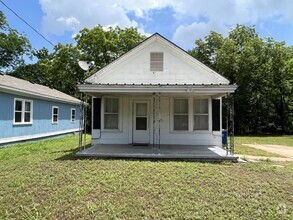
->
(76, 144), (238, 162)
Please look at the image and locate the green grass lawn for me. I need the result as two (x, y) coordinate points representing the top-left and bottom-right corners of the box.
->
(0, 135), (292, 219)
(234, 135), (293, 157)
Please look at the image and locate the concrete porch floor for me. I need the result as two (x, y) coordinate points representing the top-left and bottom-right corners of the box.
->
(76, 144), (239, 162)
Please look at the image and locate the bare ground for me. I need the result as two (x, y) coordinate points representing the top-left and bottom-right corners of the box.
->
(240, 144), (293, 162)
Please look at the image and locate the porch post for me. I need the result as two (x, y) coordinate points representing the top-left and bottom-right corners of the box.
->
(83, 94), (87, 150)
(78, 93), (84, 151)
(153, 92), (161, 153)
(229, 94), (235, 155)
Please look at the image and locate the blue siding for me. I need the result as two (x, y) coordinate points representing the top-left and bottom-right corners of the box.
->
(0, 92), (80, 139)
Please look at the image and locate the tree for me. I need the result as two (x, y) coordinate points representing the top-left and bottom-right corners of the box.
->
(9, 25), (145, 98)
(189, 24), (293, 134)
(0, 11), (31, 71)
(75, 25), (145, 72)
(11, 44), (83, 97)
(43, 43), (84, 97)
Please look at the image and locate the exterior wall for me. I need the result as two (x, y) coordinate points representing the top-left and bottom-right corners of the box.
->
(93, 40), (222, 85)
(0, 92), (80, 141)
(92, 94), (222, 147)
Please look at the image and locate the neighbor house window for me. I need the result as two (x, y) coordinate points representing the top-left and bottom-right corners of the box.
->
(173, 99), (188, 130)
(194, 99), (209, 130)
(71, 108), (76, 122)
(150, 52), (164, 71)
(52, 106), (59, 124)
(104, 98), (119, 129)
(14, 98), (33, 124)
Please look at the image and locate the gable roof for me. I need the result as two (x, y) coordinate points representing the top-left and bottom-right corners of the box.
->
(85, 33), (230, 85)
(0, 74), (81, 105)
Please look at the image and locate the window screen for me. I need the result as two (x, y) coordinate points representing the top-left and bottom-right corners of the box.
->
(104, 98), (119, 129)
(135, 103), (148, 130)
(173, 99), (188, 130)
(194, 99), (209, 130)
(24, 101), (31, 122)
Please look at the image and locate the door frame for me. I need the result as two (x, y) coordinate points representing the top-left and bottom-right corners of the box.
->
(132, 100), (150, 145)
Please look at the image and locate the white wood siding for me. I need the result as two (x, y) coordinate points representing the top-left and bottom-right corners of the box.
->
(92, 95), (222, 146)
(90, 40), (226, 85)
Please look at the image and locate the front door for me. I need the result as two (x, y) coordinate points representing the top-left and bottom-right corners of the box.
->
(133, 101), (150, 145)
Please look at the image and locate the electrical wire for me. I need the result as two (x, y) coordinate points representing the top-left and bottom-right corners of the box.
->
(0, 0), (54, 47)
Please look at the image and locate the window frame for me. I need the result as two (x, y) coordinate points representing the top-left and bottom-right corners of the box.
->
(101, 97), (122, 131)
(173, 98), (189, 131)
(170, 97), (211, 133)
(52, 106), (59, 124)
(71, 108), (76, 123)
(150, 52), (164, 72)
(13, 98), (33, 125)
(193, 98), (209, 131)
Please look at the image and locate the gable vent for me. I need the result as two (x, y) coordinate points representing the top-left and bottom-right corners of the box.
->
(150, 52), (164, 71)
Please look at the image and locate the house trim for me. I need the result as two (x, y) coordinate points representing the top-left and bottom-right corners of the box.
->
(52, 106), (59, 124)
(78, 84), (237, 94)
(0, 128), (80, 145)
(13, 98), (33, 125)
(71, 108), (76, 123)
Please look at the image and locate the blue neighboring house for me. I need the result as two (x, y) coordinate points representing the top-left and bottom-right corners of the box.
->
(0, 74), (82, 145)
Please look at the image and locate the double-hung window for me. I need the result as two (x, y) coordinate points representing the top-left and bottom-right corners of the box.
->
(173, 99), (189, 131)
(52, 106), (59, 124)
(104, 98), (119, 129)
(172, 98), (209, 131)
(194, 99), (209, 130)
(14, 99), (33, 124)
(71, 108), (76, 122)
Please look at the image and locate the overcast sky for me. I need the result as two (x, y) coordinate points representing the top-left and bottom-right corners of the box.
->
(1, 0), (293, 51)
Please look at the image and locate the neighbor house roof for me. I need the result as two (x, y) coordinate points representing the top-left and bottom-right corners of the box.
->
(0, 74), (81, 105)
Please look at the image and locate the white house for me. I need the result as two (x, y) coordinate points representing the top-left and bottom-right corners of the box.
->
(78, 33), (237, 157)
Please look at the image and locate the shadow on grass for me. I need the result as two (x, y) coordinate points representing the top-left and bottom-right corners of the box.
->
(72, 155), (236, 164)
(55, 144), (92, 161)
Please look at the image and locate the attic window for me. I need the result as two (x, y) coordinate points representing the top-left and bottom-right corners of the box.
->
(150, 52), (163, 71)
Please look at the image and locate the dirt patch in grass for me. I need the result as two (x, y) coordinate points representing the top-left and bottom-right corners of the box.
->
(234, 143), (281, 157)
(238, 154), (293, 162)
(243, 144), (293, 159)
(234, 136), (293, 157)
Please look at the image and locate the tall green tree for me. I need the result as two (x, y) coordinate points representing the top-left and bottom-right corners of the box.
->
(0, 11), (31, 71)
(189, 24), (293, 134)
(75, 25), (145, 72)
(10, 25), (145, 98)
